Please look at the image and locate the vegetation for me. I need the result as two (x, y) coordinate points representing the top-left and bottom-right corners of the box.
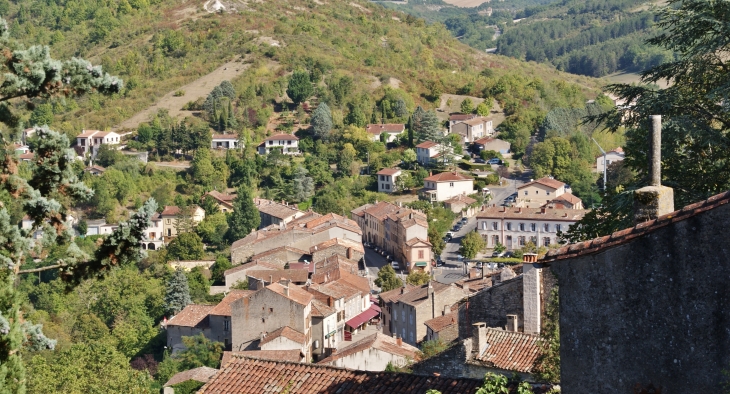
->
(533, 287), (560, 383)
(165, 268), (192, 316)
(419, 339), (450, 359)
(460, 231), (486, 259)
(406, 270), (431, 286)
(375, 265), (403, 292)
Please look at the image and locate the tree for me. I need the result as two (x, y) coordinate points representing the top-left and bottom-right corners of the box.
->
(476, 101), (491, 117)
(402, 149), (416, 167)
(177, 334), (224, 369)
(190, 148), (216, 188)
(210, 255), (232, 285)
(460, 231), (486, 259)
(286, 70), (313, 105)
(166, 232), (205, 261)
(94, 143), (124, 167)
(291, 165), (314, 202)
(186, 266), (211, 303)
(195, 212), (228, 248)
(311, 102), (333, 139)
(428, 227), (446, 256)
(460, 98), (474, 114)
(77, 220), (88, 236)
(394, 98), (408, 118)
(406, 270), (431, 286)
(226, 185), (261, 242)
(165, 268), (192, 316)
(533, 287), (560, 383)
(29, 103), (54, 126)
(374, 265), (403, 292)
(493, 242), (506, 254)
(344, 103), (367, 127)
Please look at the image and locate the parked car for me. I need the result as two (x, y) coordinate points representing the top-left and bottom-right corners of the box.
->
(380, 250), (386, 256)
(386, 255), (392, 262)
(492, 251), (506, 257)
(504, 251), (514, 258)
(374, 246), (380, 253)
(436, 258), (445, 267)
(391, 261), (400, 270)
(487, 158), (502, 165)
(460, 217), (469, 224)
(474, 158), (486, 164)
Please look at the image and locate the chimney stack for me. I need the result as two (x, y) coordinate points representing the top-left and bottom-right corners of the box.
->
(522, 253), (538, 263)
(506, 314), (518, 332)
(634, 115), (674, 223)
(396, 336), (403, 347)
(472, 322), (487, 356)
(523, 261), (542, 335)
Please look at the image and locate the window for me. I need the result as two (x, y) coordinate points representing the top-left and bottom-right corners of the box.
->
(409, 314), (413, 325)
(166, 219), (171, 224)
(481, 221), (487, 230)
(224, 319), (230, 331)
(167, 229), (171, 236)
(269, 308), (273, 313)
(506, 222), (512, 231)
(402, 328), (406, 339)
(80, 139), (85, 146)
(556, 224), (562, 232)
(269, 140), (274, 145)
(547, 191), (551, 196)
(492, 235), (499, 246)
(492, 222), (498, 230)
(535, 190), (539, 194)
(393, 310), (397, 321)
(543, 237), (551, 247)
(287, 140), (292, 145)
(380, 175), (385, 181)
(518, 236), (526, 246)
(401, 310), (405, 321)
(544, 223), (550, 232)
(385, 184), (390, 190)
(449, 182), (454, 187)
(409, 332), (414, 343)
(519, 223), (525, 231)
(530, 236), (537, 244)
(418, 250), (424, 259)
(530, 223), (536, 232)
(524, 191), (528, 196)
(262, 318), (265, 323)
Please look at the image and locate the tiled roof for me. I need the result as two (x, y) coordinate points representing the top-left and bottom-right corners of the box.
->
(18, 152), (34, 161)
(336, 271), (371, 296)
(542, 190), (730, 263)
(260, 326), (307, 346)
(205, 191), (236, 208)
(167, 304), (214, 328)
(416, 141), (439, 149)
(222, 350), (303, 366)
(311, 299), (336, 317)
(398, 282), (454, 306)
(474, 328), (542, 373)
(474, 137), (495, 145)
(350, 204), (372, 218)
(424, 314), (458, 333)
(255, 198), (304, 219)
(209, 290), (254, 317)
(264, 133), (299, 141)
(361, 201), (400, 220)
(424, 172), (473, 182)
(449, 114), (477, 121)
(76, 129), (102, 138)
(318, 333), (419, 365)
(518, 177), (565, 190)
(366, 124), (406, 134)
(309, 280), (360, 301)
(85, 165), (106, 173)
(211, 134), (239, 140)
(224, 260), (278, 276)
(267, 282), (314, 306)
(552, 192), (581, 204)
(455, 275), (494, 293)
(310, 238), (364, 254)
(248, 269), (309, 283)
(379, 284), (418, 304)
(164, 366), (218, 387)
(199, 356), (484, 393)
(160, 205), (181, 216)
(311, 255), (360, 284)
(405, 237), (432, 247)
(443, 194), (477, 205)
(250, 245), (310, 263)
(376, 168), (401, 176)
(461, 116), (489, 126)
(476, 206), (587, 221)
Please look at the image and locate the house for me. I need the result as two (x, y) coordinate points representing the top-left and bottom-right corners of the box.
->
(380, 282), (465, 346)
(253, 198), (306, 228)
(13, 143), (30, 155)
(75, 130), (121, 157)
(198, 355), (484, 394)
(221, 350), (305, 365)
(450, 116), (493, 143)
(21, 214), (78, 241)
(257, 134), (299, 155)
(166, 304), (215, 353)
(443, 194), (478, 216)
(595, 146), (625, 172)
(366, 124), (406, 143)
(545, 193), (583, 210)
(310, 299), (338, 361)
(258, 326), (309, 358)
(424, 312), (458, 343)
(376, 168), (401, 193)
(516, 176), (583, 209)
(85, 219), (119, 236)
(163, 367), (218, 390)
(317, 332), (420, 371)
(476, 205), (586, 250)
(211, 134), (240, 150)
(246, 269), (309, 290)
(207, 290), (254, 350)
(449, 113), (478, 127)
(160, 205), (206, 239)
(84, 165), (106, 176)
(310, 238), (364, 263)
(141, 212), (164, 251)
(17, 152), (33, 162)
(415, 141), (440, 165)
(224, 261), (279, 290)
(473, 137), (511, 155)
(203, 190), (235, 213)
(421, 171), (474, 202)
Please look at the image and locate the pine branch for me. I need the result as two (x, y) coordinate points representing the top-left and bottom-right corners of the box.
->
(18, 263), (65, 274)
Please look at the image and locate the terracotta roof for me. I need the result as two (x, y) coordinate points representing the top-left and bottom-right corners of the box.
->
(205, 191), (236, 209)
(255, 198), (304, 219)
(309, 280), (360, 301)
(366, 124), (406, 134)
(449, 114), (477, 121)
(267, 282), (314, 306)
(405, 237), (432, 247)
(222, 350), (303, 366)
(264, 133), (299, 141)
(398, 282), (454, 306)
(350, 204), (372, 218)
(455, 275), (494, 293)
(444, 194), (477, 205)
(211, 134), (239, 140)
(248, 269), (309, 283)
(224, 260), (278, 276)
(199, 356), (484, 393)
(160, 206), (181, 216)
(76, 129), (103, 138)
(310, 238), (364, 254)
(379, 284), (418, 304)
(474, 328), (542, 373)
(542, 190), (730, 263)
(474, 137), (495, 145)
(318, 333), (419, 365)
(376, 168), (401, 176)
(518, 177), (566, 191)
(167, 304), (215, 328)
(209, 290), (255, 317)
(260, 326), (307, 346)
(416, 141), (439, 149)
(361, 201), (400, 220)
(552, 192), (582, 204)
(311, 255), (360, 284)
(18, 152), (34, 161)
(250, 245), (310, 262)
(476, 206), (587, 221)
(85, 165), (106, 173)
(311, 299), (336, 317)
(164, 366), (218, 387)
(336, 271), (371, 296)
(424, 171), (473, 182)
(424, 314), (458, 333)
(461, 116), (490, 127)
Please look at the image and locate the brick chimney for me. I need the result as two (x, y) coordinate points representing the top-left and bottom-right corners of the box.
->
(634, 115), (674, 223)
(396, 336), (403, 347)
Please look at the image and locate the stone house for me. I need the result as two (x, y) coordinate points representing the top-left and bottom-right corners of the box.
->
(376, 168), (401, 193)
(246, 269), (309, 290)
(230, 281), (314, 360)
(204, 190), (235, 213)
(258, 326), (308, 358)
(253, 198), (306, 228)
(473, 137), (511, 155)
(448, 113), (478, 127)
(257, 133), (299, 155)
(224, 261), (278, 290)
(421, 172), (474, 202)
(476, 205), (586, 250)
(160, 205), (206, 239)
(208, 290), (254, 350)
(382, 282), (465, 346)
(516, 177), (583, 209)
(424, 313), (458, 343)
(450, 116), (493, 144)
(166, 304), (215, 353)
(443, 194), (477, 216)
(366, 124), (405, 143)
(415, 141), (440, 166)
(84, 165), (106, 176)
(595, 146), (624, 173)
(310, 238), (364, 263)
(211, 134), (240, 150)
(75, 129), (121, 157)
(317, 332), (420, 371)
(163, 367), (218, 391)
(310, 299), (338, 361)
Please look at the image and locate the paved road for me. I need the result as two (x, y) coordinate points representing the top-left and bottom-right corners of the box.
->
(363, 247), (408, 292)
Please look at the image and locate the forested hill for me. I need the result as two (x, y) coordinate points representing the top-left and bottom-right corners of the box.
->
(496, 0), (673, 77)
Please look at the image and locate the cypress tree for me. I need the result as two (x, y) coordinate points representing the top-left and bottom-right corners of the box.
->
(226, 185), (261, 242)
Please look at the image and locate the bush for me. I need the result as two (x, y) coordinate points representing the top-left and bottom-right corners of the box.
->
(173, 90), (185, 97)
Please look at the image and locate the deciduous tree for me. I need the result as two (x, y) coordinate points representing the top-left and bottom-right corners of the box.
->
(460, 231), (486, 259)
(374, 265), (403, 292)
(287, 70), (313, 105)
(166, 232), (204, 261)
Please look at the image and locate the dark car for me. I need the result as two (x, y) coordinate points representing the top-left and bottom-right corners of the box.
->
(474, 158), (486, 164)
(436, 258), (445, 267)
(460, 217), (469, 224)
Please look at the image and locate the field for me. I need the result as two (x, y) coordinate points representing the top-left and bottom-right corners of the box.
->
(604, 71), (670, 88)
(440, 0), (490, 7)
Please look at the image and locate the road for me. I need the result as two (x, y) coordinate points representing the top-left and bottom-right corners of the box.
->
(363, 247), (399, 292)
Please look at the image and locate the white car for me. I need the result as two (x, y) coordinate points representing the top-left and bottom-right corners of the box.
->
(391, 261), (400, 270)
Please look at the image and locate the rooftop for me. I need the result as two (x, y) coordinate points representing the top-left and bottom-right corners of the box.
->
(473, 328), (542, 373)
(260, 326), (307, 346)
(254, 198), (304, 219)
(267, 282), (314, 306)
(318, 332), (419, 365)
(518, 177), (566, 191)
(209, 290), (254, 317)
(366, 124), (406, 134)
(379, 284), (418, 304)
(263, 133), (299, 141)
(224, 260), (279, 277)
(376, 168), (401, 176)
(311, 299), (336, 317)
(398, 282), (454, 307)
(424, 171), (473, 182)
(211, 134), (239, 140)
(416, 141), (439, 149)
(476, 206), (587, 221)
(160, 206), (181, 216)
(164, 366), (218, 387)
(311, 238), (364, 254)
(449, 113), (477, 121)
(552, 192), (582, 204)
(424, 314), (458, 333)
(248, 269), (309, 283)
(461, 116), (490, 127)
(167, 304), (215, 328)
(199, 356), (484, 393)
(222, 350), (303, 366)
(443, 194), (477, 205)
(76, 129), (104, 138)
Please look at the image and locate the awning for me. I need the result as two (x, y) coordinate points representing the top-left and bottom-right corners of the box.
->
(414, 262), (428, 267)
(345, 305), (380, 329)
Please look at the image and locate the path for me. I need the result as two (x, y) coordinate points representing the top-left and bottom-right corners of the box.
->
(112, 57), (250, 132)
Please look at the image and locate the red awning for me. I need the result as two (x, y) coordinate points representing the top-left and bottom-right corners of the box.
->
(345, 305), (380, 329)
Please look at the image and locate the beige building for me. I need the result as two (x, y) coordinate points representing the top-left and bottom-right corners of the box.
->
(204, 191), (236, 213)
(366, 124), (406, 143)
(450, 116), (493, 143)
(473, 137), (511, 155)
(208, 290), (254, 350)
(475, 205), (587, 250)
(449, 113), (478, 127)
(421, 172), (474, 202)
(443, 194), (478, 216)
(376, 168), (401, 193)
(254, 198), (306, 229)
(160, 205), (206, 239)
(416, 141), (441, 166)
(317, 332), (420, 371)
(75, 129), (120, 157)
(516, 177), (583, 209)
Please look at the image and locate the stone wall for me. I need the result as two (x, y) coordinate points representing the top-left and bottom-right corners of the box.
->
(550, 201), (730, 394)
(458, 276), (524, 338)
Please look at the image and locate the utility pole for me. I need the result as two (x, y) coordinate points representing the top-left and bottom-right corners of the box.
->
(592, 137), (607, 192)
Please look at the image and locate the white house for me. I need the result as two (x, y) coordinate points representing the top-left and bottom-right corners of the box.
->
(258, 134), (299, 155)
(76, 130), (121, 157)
(86, 219), (119, 236)
(211, 134), (241, 150)
(596, 147), (625, 173)
(376, 168), (401, 193)
(366, 124), (406, 143)
(516, 177), (583, 209)
(421, 171), (474, 202)
(450, 116), (493, 144)
(141, 212), (164, 251)
(416, 141), (440, 166)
